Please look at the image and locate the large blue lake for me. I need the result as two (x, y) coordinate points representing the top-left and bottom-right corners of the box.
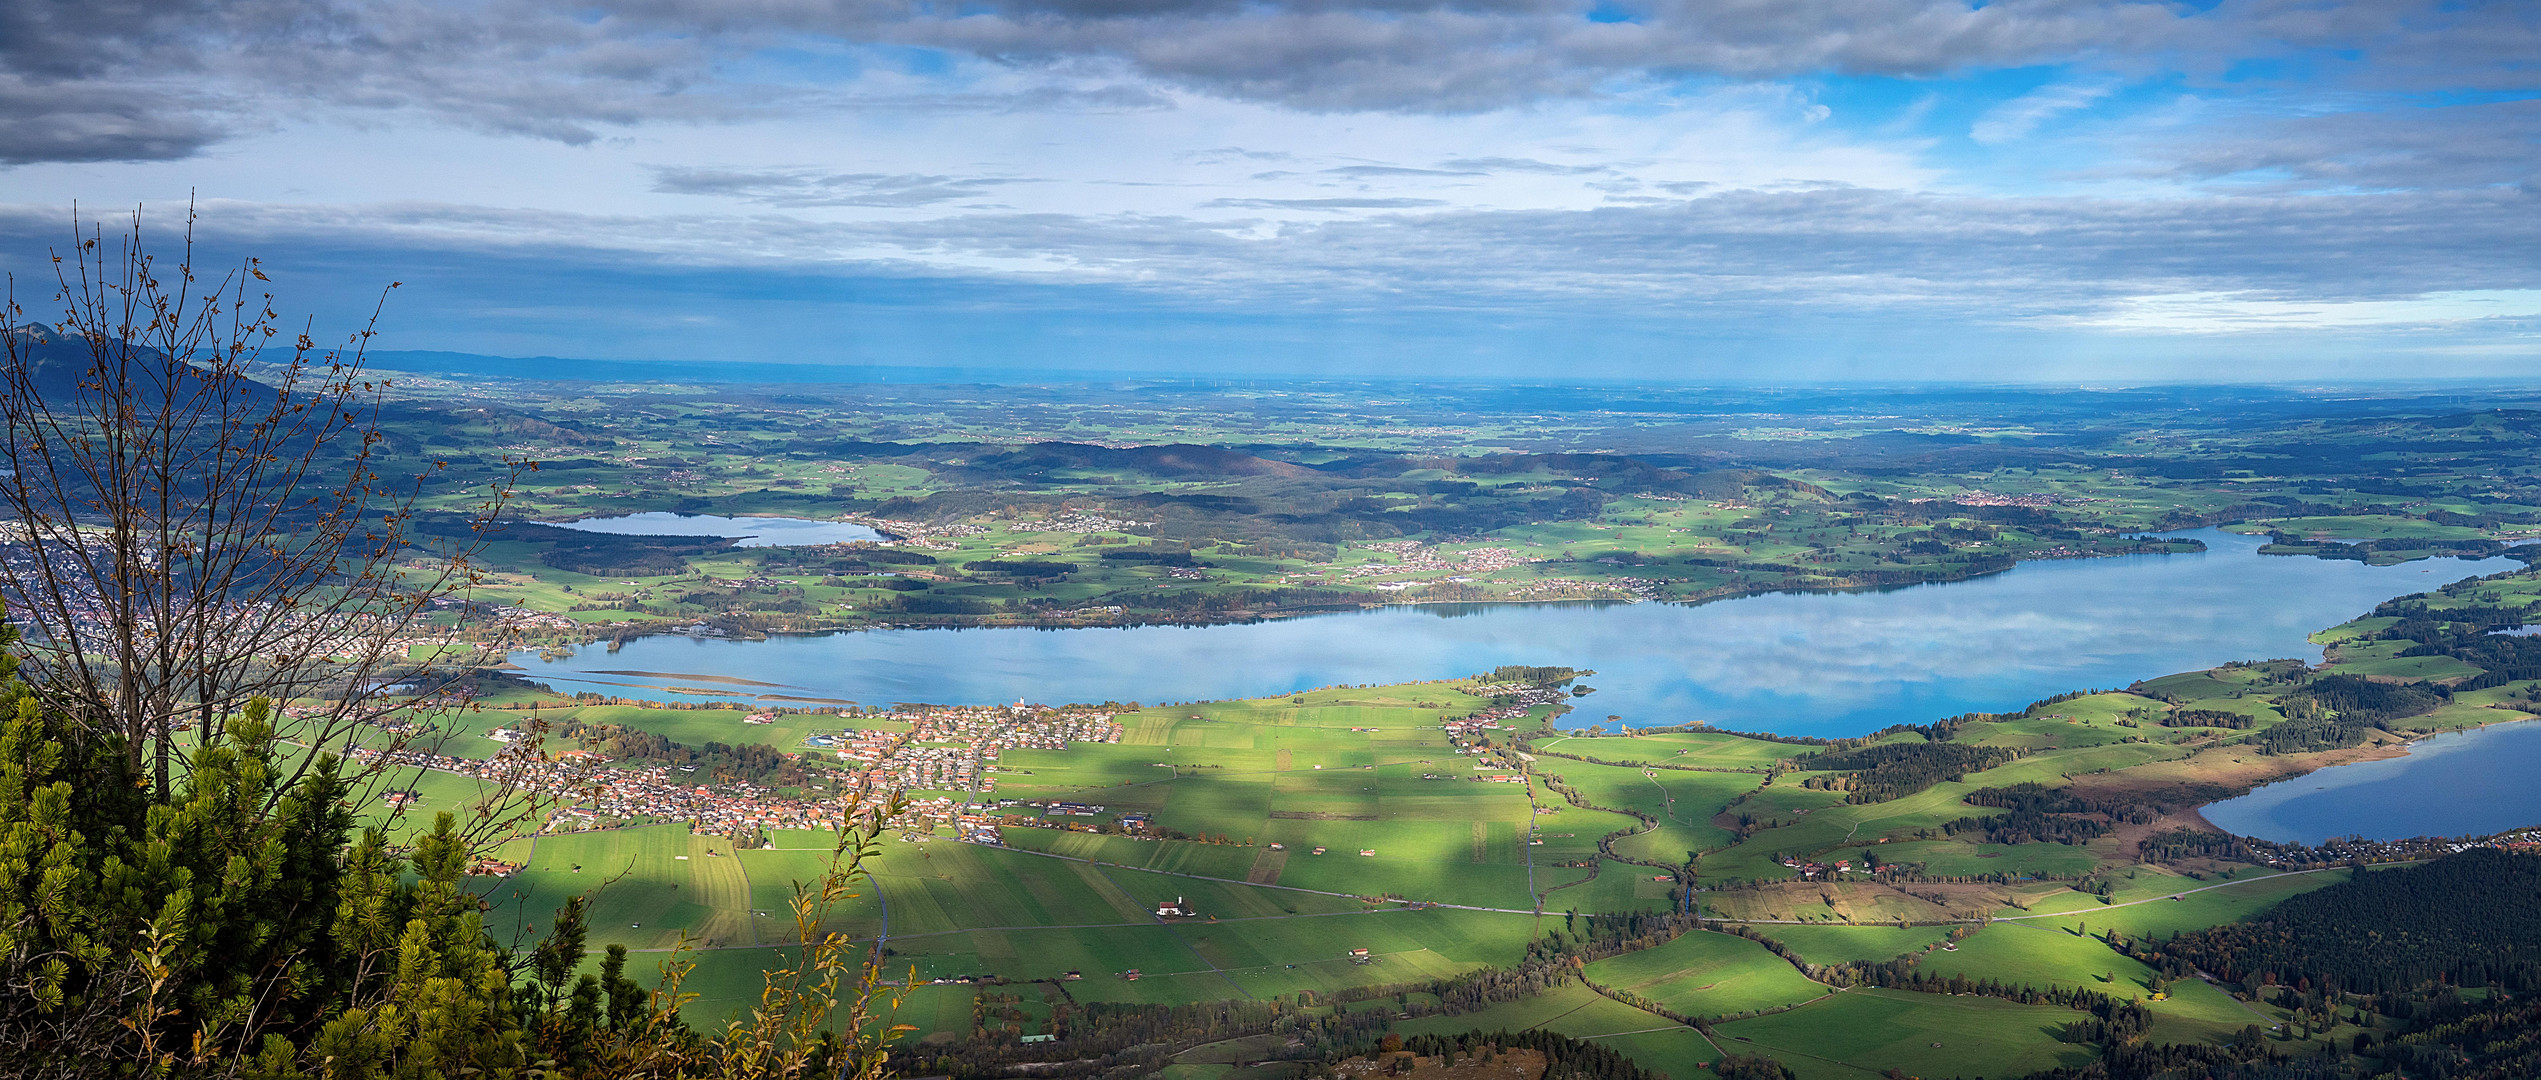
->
(510, 529), (2516, 738)
(2199, 721), (2541, 843)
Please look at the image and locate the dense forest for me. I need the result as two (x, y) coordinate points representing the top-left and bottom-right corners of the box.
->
(1941, 783), (2160, 847)
(1795, 740), (2028, 802)
(2160, 708), (2260, 729)
(2134, 850), (2541, 999)
(552, 719), (820, 786)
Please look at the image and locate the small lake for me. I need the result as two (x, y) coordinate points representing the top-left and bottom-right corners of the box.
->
(547, 512), (883, 547)
(511, 529), (2517, 738)
(2200, 721), (2541, 843)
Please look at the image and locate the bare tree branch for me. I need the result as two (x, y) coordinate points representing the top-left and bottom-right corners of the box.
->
(0, 201), (525, 804)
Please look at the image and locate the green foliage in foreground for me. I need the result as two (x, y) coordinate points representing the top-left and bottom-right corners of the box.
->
(0, 665), (900, 1079)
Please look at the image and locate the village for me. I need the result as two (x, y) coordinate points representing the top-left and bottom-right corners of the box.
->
(823, 704), (1125, 795)
(355, 738), (850, 839)
(1276, 541), (1538, 586)
(365, 700), (1126, 842)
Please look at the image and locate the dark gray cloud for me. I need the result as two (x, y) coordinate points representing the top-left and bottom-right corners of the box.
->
(652, 167), (1040, 207)
(768, 0), (2534, 113)
(2219, 0), (2541, 95)
(0, 78), (225, 164)
(0, 0), (2532, 165)
(0, 0), (736, 162)
(833, 0), (2187, 111)
(2146, 98), (2541, 191)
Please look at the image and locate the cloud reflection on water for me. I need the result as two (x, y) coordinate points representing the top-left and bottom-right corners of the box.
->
(521, 530), (2516, 737)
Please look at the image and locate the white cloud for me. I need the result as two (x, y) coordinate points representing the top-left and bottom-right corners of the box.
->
(1970, 81), (2117, 145)
(2071, 290), (2541, 333)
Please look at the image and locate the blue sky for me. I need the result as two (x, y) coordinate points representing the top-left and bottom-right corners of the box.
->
(0, 0), (2535, 380)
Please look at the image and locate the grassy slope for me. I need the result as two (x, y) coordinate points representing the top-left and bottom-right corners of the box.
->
(1583, 930), (1829, 1017)
(1715, 988), (2099, 1080)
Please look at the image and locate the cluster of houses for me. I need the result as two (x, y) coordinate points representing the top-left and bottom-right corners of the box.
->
(802, 727), (896, 761)
(1457, 681), (1573, 710)
(704, 575), (800, 589)
(352, 740), (847, 837)
(975, 800), (1130, 840)
(849, 520), (985, 549)
(866, 742), (990, 792)
(809, 706), (1123, 796)
(1778, 856), (1857, 880)
(836, 792), (990, 838)
(1041, 801), (1110, 816)
(1496, 575), (1663, 601)
(1906, 491), (2070, 508)
(1021, 511), (1155, 534)
(1438, 684), (1568, 752)
(483, 604), (584, 633)
(1322, 541), (1536, 582)
(2244, 826), (2541, 869)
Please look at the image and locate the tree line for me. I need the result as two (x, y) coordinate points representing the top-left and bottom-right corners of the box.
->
(1796, 741), (2028, 803)
(549, 718), (821, 786)
(1339, 1028), (1668, 1080)
(1941, 783), (2167, 847)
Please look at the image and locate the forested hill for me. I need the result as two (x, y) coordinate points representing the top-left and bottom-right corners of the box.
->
(2138, 849), (2541, 998)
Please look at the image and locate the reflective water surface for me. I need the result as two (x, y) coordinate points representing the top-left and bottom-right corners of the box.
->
(2199, 721), (2541, 843)
(547, 512), (884, 547)
(513, 529), (2515, 738)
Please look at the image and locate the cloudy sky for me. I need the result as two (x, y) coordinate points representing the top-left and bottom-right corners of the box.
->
(0, 0), (2535, 380)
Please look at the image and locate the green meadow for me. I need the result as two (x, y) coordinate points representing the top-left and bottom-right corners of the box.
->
(1395, 982), (1713, 1076)
(1714, 988), (2101, 1079)
(1753, 924), (1955, 966)
(1583, 930), (1829, 1017)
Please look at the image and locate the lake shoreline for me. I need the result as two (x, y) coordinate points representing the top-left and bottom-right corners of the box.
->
(506, 518), (2226, 645)
(567, 550), (2060, 646)
(2194, 714), (2541, 844)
